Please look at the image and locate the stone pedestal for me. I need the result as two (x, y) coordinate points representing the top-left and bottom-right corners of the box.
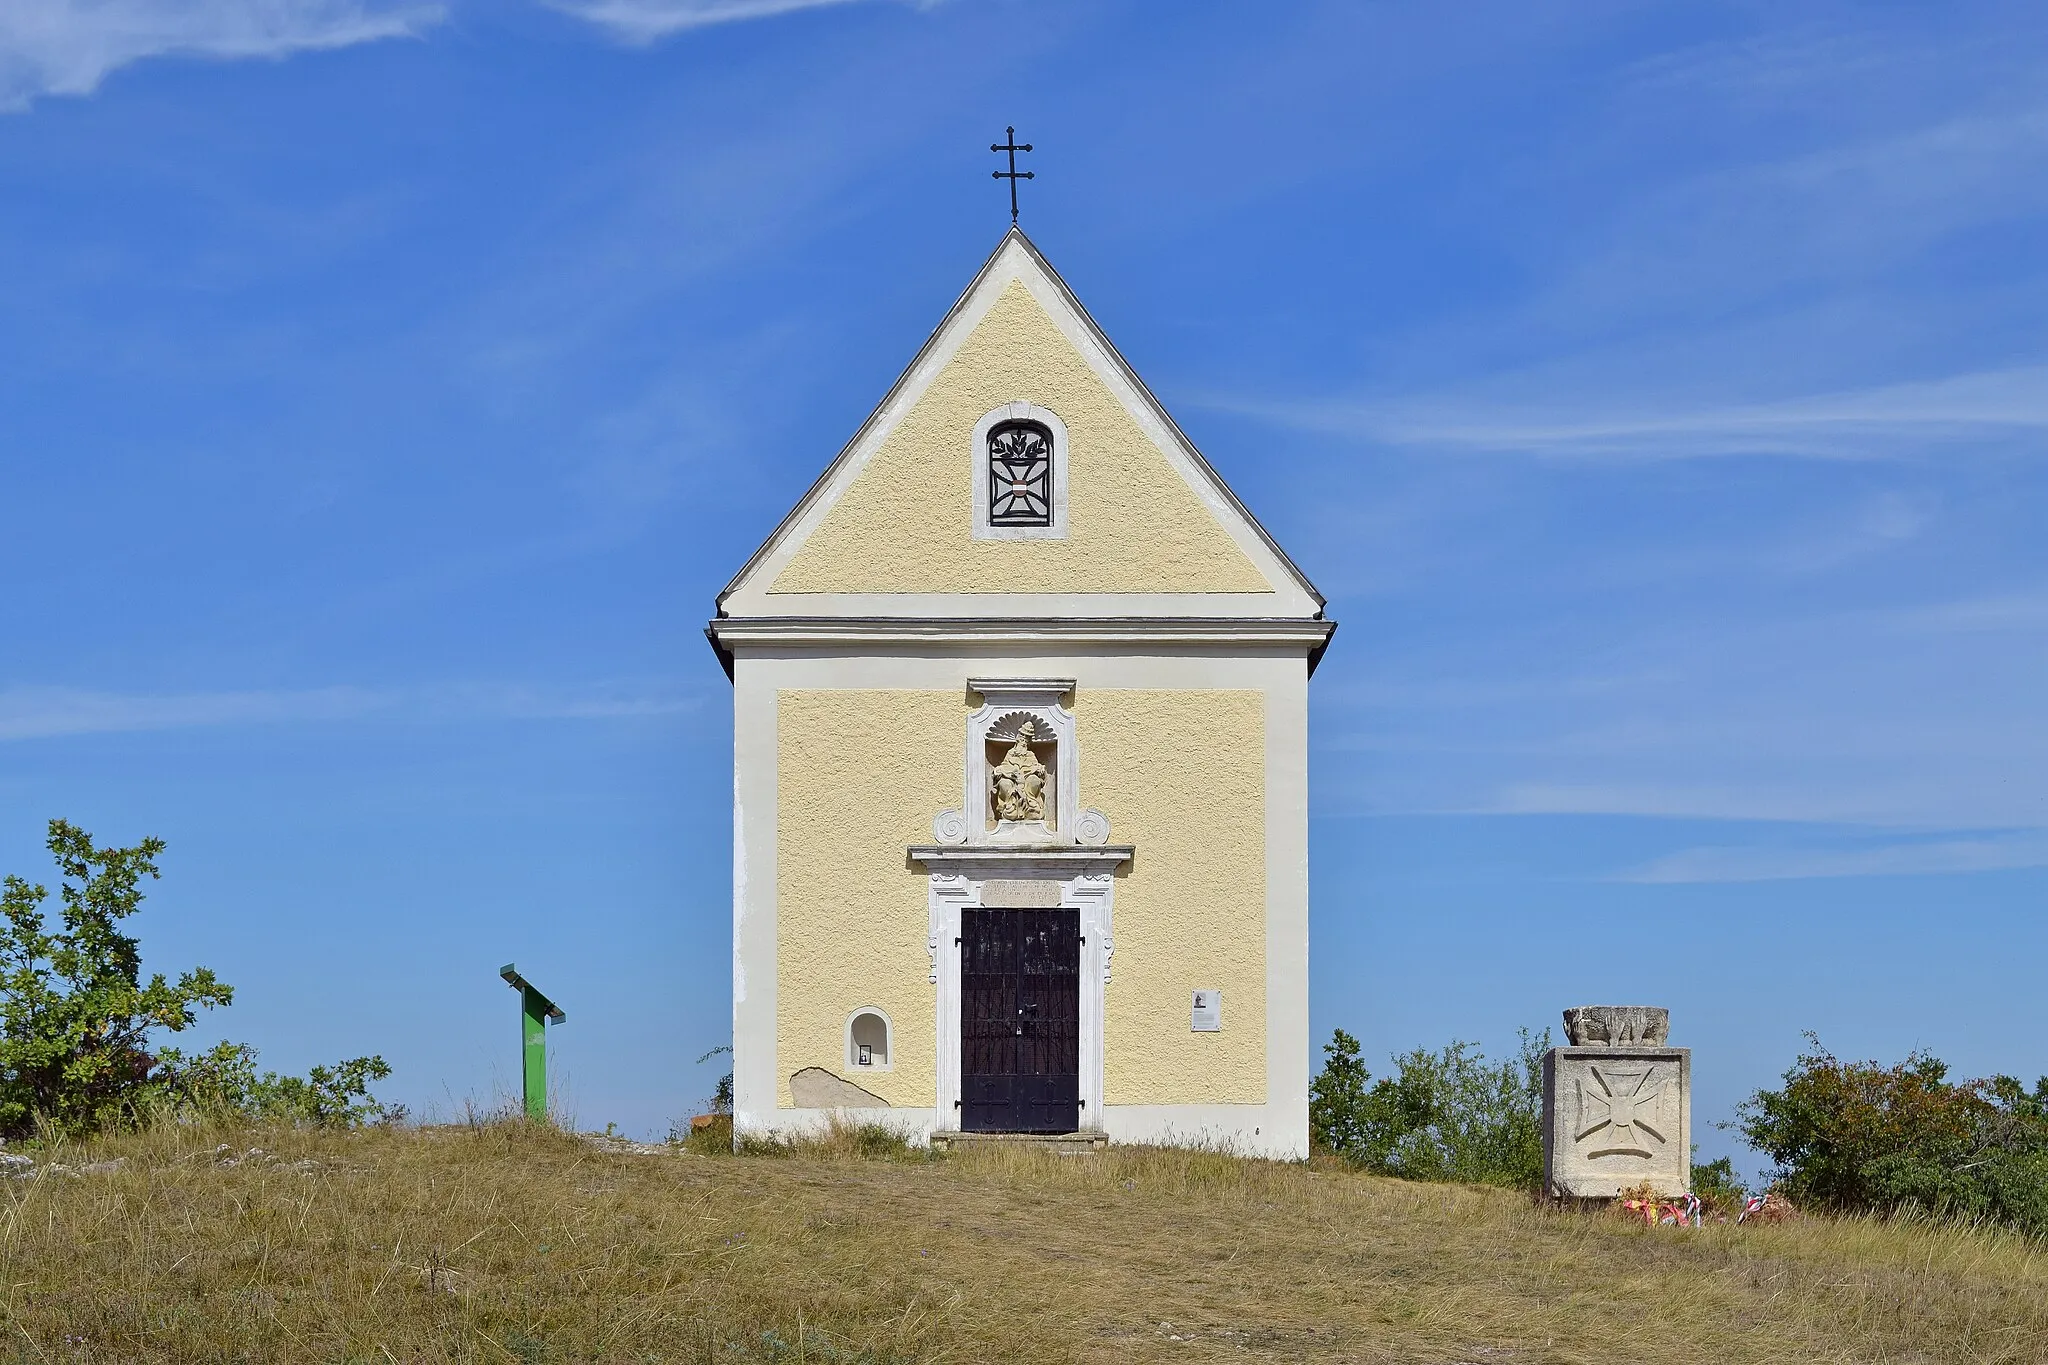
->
(1542, 1007), (1691, 1199)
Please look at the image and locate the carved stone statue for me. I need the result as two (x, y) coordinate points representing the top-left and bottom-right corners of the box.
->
(1562, 1006), (1669, 1048)
(990, 722), (1049, 823)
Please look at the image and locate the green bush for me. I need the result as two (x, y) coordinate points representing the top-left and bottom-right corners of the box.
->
(1738, 1036), (2048, 1238)
(0, 820), (392, 1138)
(1310, 1028), (1549, 1191)
(157, 1041), (394, 1127)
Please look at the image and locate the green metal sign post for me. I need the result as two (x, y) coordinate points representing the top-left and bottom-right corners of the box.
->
(499, 964), (566, 1121)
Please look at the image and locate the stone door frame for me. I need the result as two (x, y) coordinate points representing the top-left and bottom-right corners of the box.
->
(912, 846), (1130, 1133)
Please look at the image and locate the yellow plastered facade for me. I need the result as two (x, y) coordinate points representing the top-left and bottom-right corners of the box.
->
(1081, 690), (1268, 1105)
(773, 686), (1267, 1111)
(774, 689), (961, 1108)
(770, 281), (1272, 596)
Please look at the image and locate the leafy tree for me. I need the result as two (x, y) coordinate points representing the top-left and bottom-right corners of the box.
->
(1309, 1029), (1374, 1154)
(1739, 1036), (2048, 1237)
(0, 820), (232, 1136)
(1311, 1028), (1550, 1191)
(0, 820), (391, 1137)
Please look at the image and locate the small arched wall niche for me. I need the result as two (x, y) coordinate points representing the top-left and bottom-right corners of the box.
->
(847, 1008), (892, 1071)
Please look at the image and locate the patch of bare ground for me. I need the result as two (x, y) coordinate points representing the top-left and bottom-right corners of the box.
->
(0, 1120), (2040, 1363)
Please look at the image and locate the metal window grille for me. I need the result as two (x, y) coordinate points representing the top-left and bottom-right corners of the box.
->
(987, 420), (1053, 527)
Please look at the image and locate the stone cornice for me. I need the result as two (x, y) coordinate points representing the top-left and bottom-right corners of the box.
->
(908, 845), (1134, 876)
(708, 615), (1335, 658)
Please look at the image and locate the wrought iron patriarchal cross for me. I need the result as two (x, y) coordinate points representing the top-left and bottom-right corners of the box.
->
(991, 126), (1034, 224)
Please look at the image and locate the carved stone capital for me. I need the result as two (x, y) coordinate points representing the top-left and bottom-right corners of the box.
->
(1562, 1005), (1670, 1048)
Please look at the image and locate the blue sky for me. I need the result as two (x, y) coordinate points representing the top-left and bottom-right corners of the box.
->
(1, 1), (2043, 1167)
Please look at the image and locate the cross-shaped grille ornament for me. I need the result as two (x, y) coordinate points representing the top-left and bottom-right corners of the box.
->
(991, 126), (1034, 224)
(987, 420), (1051, 525)
(1574, 1065), (1669, 1157)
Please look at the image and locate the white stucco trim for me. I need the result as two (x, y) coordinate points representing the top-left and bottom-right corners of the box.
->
(972, 402), (1069, 541)
(914, 845), (1130, 1134)
(962, 678), (1078, 840)
(711, 616), (1334, 655)
(924, 870), (976, 1130)
(1101, 1105), (1296, 1154)
(744, 1106), (941, 1143)
(730, 659), (780, 1139)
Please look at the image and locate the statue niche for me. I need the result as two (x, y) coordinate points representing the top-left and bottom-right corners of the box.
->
(988, 720), (1053, 828)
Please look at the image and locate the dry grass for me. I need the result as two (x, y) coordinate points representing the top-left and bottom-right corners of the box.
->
(2, 1119), (2043, 1364)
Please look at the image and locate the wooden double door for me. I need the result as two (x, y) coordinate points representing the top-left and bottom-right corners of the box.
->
(960, 907), (1080, 1134)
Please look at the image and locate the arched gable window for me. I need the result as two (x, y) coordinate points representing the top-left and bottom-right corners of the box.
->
(972, 402), (1068, 540)
(987, 420), (1053, 528)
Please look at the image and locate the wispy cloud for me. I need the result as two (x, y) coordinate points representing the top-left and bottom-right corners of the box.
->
(545, 0), (920, 44)
(1209, 363), (2048, 462)
(0, 0), (441, 112)
(1568, 106), (2048, 321)
(1475, 781), (1988, 828)
(1620, 24), (1899, 99)
(1612, 830), (2048, 883)
(1885, 590), (2048, 635)
(1196, 78), (2048, 467)
(1309, 563), (2048, 832)
(0, 683), (694, 741)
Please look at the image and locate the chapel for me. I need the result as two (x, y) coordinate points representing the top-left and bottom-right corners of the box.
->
(707, 227), (1332, 1158)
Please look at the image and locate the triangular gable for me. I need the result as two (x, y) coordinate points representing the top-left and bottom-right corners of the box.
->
(719, 228), (1324, 618)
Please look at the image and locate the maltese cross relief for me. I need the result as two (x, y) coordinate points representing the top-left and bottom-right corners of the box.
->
(1573, 1065), (1672, 1159)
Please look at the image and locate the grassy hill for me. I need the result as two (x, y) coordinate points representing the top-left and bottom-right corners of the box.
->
(3, 1120), (2042, 1363)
